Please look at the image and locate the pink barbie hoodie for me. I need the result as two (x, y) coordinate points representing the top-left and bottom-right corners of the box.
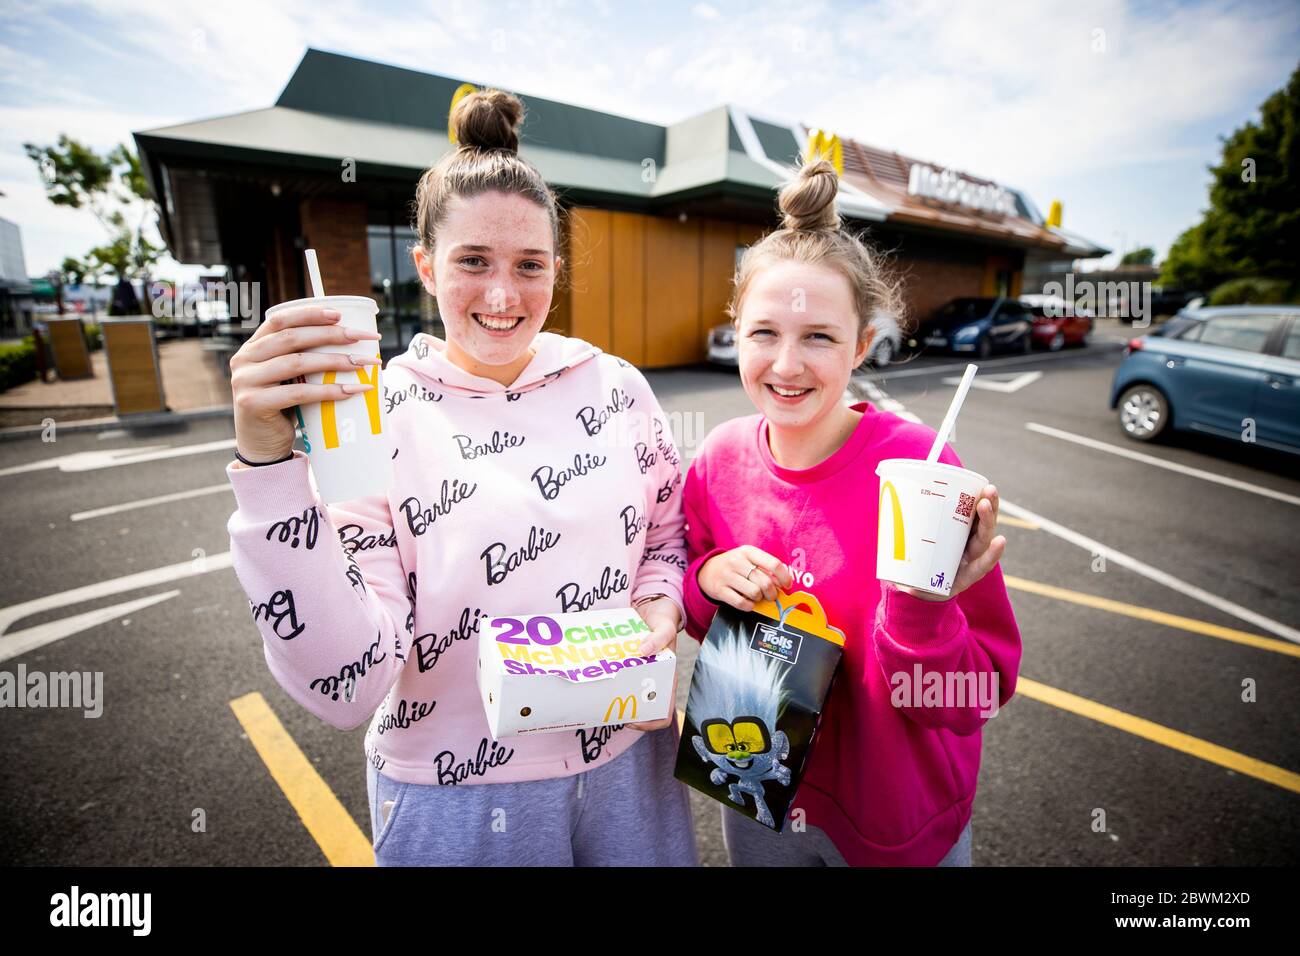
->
(226, 331), (687, 786)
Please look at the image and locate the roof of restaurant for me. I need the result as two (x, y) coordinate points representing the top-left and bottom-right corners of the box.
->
(134, 48), (1104, 263)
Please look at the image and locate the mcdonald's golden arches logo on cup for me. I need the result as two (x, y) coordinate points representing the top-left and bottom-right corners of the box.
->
(879, 479), (906, 561)
(875, 458), (987, 597)
(265, 295), (393, 504)
(321, 357), (382, 448)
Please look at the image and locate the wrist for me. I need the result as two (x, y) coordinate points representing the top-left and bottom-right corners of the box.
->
(894, 583), (951, 603)
(635, 593), (680, 625)
(879, 581), (963, 646)
(234, 448), (297, 467)
(696, 556), (721, 602)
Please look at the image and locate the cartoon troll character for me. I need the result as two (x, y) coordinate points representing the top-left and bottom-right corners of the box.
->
(689, 621), (792, 828)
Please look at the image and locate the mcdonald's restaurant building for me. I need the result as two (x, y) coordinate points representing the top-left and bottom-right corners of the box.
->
(134, 49), (1107, 366)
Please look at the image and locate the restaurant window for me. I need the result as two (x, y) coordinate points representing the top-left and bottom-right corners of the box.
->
(368, 224), (398, 349)
(368, 204), (443, 356)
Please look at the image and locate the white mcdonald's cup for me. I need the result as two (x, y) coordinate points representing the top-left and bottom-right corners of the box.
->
(265, 295), (392, 503)
(875, 458), (988, 597)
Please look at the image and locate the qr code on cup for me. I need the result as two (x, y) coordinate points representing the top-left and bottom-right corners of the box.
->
(956, 491), (976, 518)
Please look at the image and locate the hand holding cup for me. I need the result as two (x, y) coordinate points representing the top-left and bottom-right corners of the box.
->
(229, 303), (382, 465)
(894, 483), (1006, 602)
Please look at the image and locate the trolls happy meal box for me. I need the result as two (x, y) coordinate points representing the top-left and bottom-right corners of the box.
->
(674, 589), (845, 831)
(477, 608), (676, 738)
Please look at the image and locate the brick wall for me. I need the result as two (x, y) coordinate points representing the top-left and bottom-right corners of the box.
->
(894, 255), (988, 333)
(299, 197), (373, 301)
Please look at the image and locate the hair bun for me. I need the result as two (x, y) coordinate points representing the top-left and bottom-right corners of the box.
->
(450, 88), (524, 153)
(778, 159), (840, 231)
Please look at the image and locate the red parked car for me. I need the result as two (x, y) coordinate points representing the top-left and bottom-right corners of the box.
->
(1021, 294), (1093, 350)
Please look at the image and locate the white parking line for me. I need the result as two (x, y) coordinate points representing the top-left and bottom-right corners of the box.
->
(1025, 422), (1300, 507)
(854, 377), (922, 423)
(999, 499), (1300, 644)
(0, 551), (234, 636)
(0, 438), (238, 477)
(0, 591), (180, 664)
(872, 344), (1122, 381)
(71, 483), (233, 522)
(945, 371), (1042, 393)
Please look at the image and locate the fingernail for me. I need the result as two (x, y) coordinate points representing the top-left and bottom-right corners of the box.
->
(322, 309), (341, 319)
(340, 383), (373, 394)
(345, 328), (382, 340)
(636, 643), (652, 656)
(348, 354), (380, 366)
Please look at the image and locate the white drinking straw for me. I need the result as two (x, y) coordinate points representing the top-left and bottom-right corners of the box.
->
(926, 363), (978, 463)
(304, 248), (324, 298)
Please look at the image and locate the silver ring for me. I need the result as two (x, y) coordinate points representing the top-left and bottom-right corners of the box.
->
(745, 566), (759, 582)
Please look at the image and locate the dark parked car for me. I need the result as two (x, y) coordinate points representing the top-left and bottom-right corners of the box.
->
(922, 297), (1033, 357)
(1147, 286), (1204, 321)
(1109, 306), (1300, 454)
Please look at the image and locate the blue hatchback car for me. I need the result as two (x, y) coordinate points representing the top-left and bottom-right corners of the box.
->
(1109, 306), (1300, 454)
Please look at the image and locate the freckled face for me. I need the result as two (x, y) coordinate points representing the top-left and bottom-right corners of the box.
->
(413, 190), (559, 374)
(736, 260), (870, 430)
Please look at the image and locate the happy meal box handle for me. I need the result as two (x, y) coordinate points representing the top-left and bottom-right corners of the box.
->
(752, 589), (846, 646)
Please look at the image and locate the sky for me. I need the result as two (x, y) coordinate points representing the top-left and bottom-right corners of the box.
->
(1, 0), (1297, 283)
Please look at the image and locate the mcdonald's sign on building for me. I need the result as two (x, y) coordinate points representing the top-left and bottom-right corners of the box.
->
(805, 129), (843, 176)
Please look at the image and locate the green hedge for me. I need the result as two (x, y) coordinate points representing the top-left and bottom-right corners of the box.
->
(0, 322), (104, 393)
(0, 338), (37, 393)
(1207, 277), (1300, 306)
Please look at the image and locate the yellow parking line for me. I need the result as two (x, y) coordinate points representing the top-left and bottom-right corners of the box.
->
(1004, 574), (1300, 658)
(998, 515), (1039, 530)
(1015, 677), (1300, 795)
(230, 692), (374, 867)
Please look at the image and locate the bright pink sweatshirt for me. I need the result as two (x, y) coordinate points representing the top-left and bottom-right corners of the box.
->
(682, 402), (1022, 866)
(226, 332), (687, 785)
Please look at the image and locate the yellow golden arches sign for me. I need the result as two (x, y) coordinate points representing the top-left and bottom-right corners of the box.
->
(448, 82), (478, 145)
(805, 128), (843, 176)
(879, 480), (906, 561)
(321, 359), (382, 449)
(1046, 199), (1063, 228)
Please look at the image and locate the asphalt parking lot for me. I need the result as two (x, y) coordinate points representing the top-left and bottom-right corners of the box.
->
(2, 321), (1297, 865)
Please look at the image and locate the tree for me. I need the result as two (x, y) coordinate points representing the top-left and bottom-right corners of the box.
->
(1161, 62), (1300, 290)
(1120, 247), (1155, 266)
(60, 256), (89, 287)
(24, 136), (163, 313)
(58, 256), (94, 318)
